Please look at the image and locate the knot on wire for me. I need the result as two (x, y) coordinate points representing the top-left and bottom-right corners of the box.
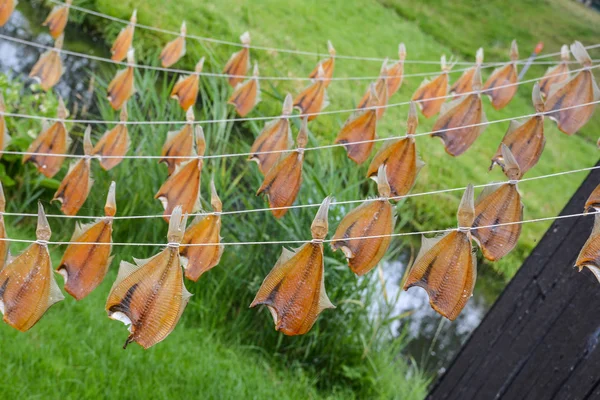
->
(312, 238), (324, 244)
(508, 179), (519, 185)
(457, 226), (471, 233)
(167, 242), (180, 248)
(36, 239), (49, 246)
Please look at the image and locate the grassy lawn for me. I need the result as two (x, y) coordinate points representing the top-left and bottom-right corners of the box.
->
(1, 0), (599, 398)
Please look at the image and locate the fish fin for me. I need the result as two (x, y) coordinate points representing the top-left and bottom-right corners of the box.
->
(49, 270), (65, 305)
(110, 260), (142, 291)
(475, 183), (503, 205)
(413, 233), (448, 265)
(570, 41), (592, 66)
(440, 96), (463, 115)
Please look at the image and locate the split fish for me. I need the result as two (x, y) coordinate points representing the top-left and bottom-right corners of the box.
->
(386, 43), (406, 98)
(42, 0), (71, 39)
(450, 48), (483, 96)
(228, 62), (261, 117)
(29, 34), (64, 91)
(160, 21), (186, 68)
(107, 48), (135, 110)
(159, 107), (195, 175)
(482, 40), (519, 110)
(357, 59), (389, 120)
(92, 105), (131, 171)
(308, 41), (336, 87)
(171, 57), (205, 111)
(293, 65), (329, 121)
(111, 10), (136, 62)
(539, 45), (570, 98)
(223, 32), (251, 87)
(412, 55), (454, 118)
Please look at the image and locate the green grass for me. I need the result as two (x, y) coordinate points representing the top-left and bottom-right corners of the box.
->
(1, 0), (600, 398)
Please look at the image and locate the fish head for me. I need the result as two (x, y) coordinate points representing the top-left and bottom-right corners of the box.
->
(311, 196), (331, 240)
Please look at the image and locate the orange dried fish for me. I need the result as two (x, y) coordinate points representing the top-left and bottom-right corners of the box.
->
(471, 145), (523, 261)
(490, 84), (545, 174)
(482, 40), (519, 110)
(412, 55), (453, 118)
(180, 180), (223, 281)
(251, 197), (335, 335)
(228, 62), (261, 117)
(358, 59), (389, 120)
(29, 34), (64, 91)
(42, 0), (71, 39)
(545, 41), (600, 135)
(257, 116), (308, 218)
(111, 9), (136, 62)
(450, 48), (483, 96)
(106, 206), (191, 349)
(0, 182), (8, 269)
(0, 203), (64, 332)
(0, 0), (17, 27)
(107, 48), (135, 110)
(575, 214), (600, 283)
(386, 43), (406, 98)
(223, 32), (251, 87)
(335, 84), (378, 164)
(249, 94), (293, 174)
(584, 184), (600, 213)
(367, 102), (424, 197)
(159, 107), (195, 175)
(332, 166), (394, 276)
(431, 66), (487, 157)
(23, 97), (70, 178)
(171, 57), (204, 111)
(539, 45), (570, 98)
(52, 126), (94, 216)
(404, 184), (476, 321)
(92, 105), (130, 171)
(160, 21), (186, 68)
(156, 127), (205, 221)
(293, 64), (329, 121)
(0, 94), (11, 158)
(308, 41), (336, 87)
(57, 182), (116, 300)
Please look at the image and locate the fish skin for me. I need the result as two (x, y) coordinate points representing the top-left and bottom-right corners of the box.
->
(334, 107), (377, 165)
(42, 3), (70, 39)
(482, 63), (518, 110)
(249, 119), (292, 175)
(228, 77), (259, 117)
(367, 137), (421, 197)
(159, 124), (194, 176)
(180, 215), (223, 281)
(0, 0), (16, 27)
(412, 73), (449, 118)
(257, 151), (304, 218)
(490, 116), (545, 175)
(22, 122), (68, 178)
(107, 67), (134, 111)
(92, 124), (130, 171)
(29, 49), (63, 91)
(52, 158), (92, 216)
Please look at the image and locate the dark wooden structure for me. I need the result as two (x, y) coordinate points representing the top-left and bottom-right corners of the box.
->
(429, 164), (600, 400)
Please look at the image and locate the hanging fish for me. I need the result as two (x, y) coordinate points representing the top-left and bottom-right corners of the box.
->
(308, 41), (336, 87)
(358, 59), (389, 120)
(335, 84), (378, 164)
(386, 43), (406, 98)
(23, 97), (70, 178)
(431, 66), (487, 157)
(249, 94), (293, 175)
(160, 21), (186, 68)
(0, 203), (64, 332)
(482, 40), (519, 110)
(404, 184), (476, 321)
(159, 107), (195, 175)
(450, 48), (483, 96)
(170, 57), (204, 111)
(92, 105), (130, 171)
(0, 94), (11, 158)
(251, 197), (335, 336)
(57, 182), (116, 300)
(111, 9), (136, 62)
(156, 126), (205, 221)
(0, 182), (8, 269)
(42, 0), (71, 39)
(471, 145), (523, 261)
(106, 206), (191, 349)
(29, 34), (64, 91)
(490, 84), (545, 174)
(257, 116), (308, 218)
(293, 64), (329, 121)
(223, 31), (251, 87)
(52, 126), (94, 216)
(584, 184), (600, 213)
(539, 45), (570, 98)
(412, 55), (453, 118)
(0, 0), (17, 27)
(545, 41), (600, 136)
(575, 214), (600, 283)
(107, 48), (135, 110)
(228, 62), (261, 117)
(331, 166), (394, 276)
(180, 180), (224, 281)
(367, 102), (424, 197)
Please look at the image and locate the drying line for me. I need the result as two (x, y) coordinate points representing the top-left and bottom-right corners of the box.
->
(2, 99), (599, 161)
(3, 63), (598, 126)
(0, 210), (596, 247)
(0, 33), (491, 82)
(48, 0), (600, 66)
(2, 165), (598, 221)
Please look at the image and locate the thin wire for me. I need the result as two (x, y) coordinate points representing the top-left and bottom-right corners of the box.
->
(0, 210), (596, 247)
(2, 165), (598, 221)
(0, 33), (492, 81)
(4, 63), (599, 126)
(3, 99), (599, 161)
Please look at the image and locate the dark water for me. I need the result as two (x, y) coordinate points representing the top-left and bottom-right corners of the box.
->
(0, 2), (507, 383)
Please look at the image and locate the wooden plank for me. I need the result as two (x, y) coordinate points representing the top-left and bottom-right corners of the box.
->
(428, 163), (600, 399)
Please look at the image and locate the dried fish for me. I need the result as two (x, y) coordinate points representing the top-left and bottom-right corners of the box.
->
(107, 48), (135, 110)
(0, 94), (11, 158)
(294, 65), (329, 121)
(575, 214), (600, 283)
(0, 0), (17, 27)
(223, 31), (251, 87)
(482, 40), (519, 110)
(42, 0), (71, 39)
(412, 55), (454, 118)
(228, 62), (261, 117)
(450, 48), (483, 96)
(251, 197), (335, 335)
(539, 45), (570, 98)
(160, 21), (186, 68)
(584, 184), (600, 213)
(92, 105), (130, 171)
(358, 59), (389, 120)
(29, 34), (64, 91)
(386, 43), (406, 98)
(57, 182), (116, 300)
(308, 41), (336, 87)
(111, 9), (136, 62)
(159, 107), (195, 175)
